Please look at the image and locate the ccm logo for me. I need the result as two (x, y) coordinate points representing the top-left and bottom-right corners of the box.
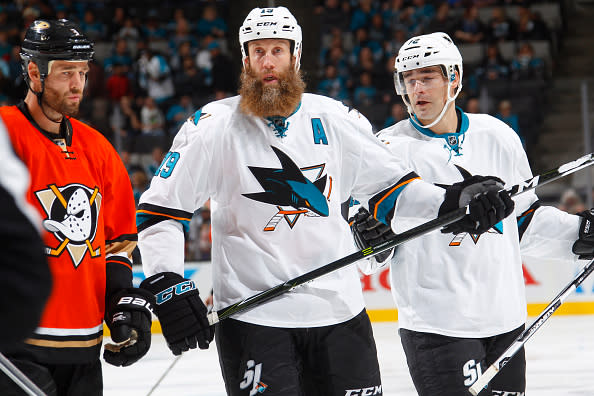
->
(344, 386), (382, 396)
(401, 55), (420, 60)
(156, 280), (196, 304)
(256, 22), (277, 26)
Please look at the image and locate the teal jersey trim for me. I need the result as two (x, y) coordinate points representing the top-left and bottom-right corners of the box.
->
(409, 106), (469, 160)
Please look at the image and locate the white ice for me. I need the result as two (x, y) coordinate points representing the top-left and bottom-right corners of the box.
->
(103, 315), (594, 396)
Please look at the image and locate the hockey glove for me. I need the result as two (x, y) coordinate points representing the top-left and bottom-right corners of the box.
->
(103, 288), (154, 367)
(439, 175), (515, 235)
(572, 209), (594, 259)
(349, 207), (395, 263)
(140, 272), (213, 355)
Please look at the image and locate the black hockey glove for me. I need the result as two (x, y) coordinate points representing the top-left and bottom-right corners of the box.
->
(103, 288), (154, 367)
(572, 209), (594, 259)
(349, 207), (395, 263)
(140, 272), (213, 355)
(439, 175), (515, 235)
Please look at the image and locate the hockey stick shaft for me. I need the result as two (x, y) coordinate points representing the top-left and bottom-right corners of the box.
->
(208, 153), (594, 325)
(469, 258), (594, 395)
(0, 352), (46, 396)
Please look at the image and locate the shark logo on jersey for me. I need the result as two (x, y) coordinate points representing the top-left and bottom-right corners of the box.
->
(35, 183), (102, 267)
(436, 165), (504, 246)
(243, 146), (330, 231)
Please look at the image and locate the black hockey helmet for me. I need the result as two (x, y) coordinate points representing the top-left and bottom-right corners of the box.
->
(20, 19), (94, 79)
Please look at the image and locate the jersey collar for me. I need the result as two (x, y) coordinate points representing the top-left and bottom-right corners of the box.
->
(265, 101), (302, 139)
(409, 106), (469, 158)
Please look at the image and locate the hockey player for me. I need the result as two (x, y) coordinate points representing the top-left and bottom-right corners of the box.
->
(0, 119), (51, 354)
(350, 32), (594, 396)
(137, 9), (513, 396)
(0, 20), (154, 395)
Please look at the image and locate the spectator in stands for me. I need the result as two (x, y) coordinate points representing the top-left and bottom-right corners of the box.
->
(350, 0), (377, 32)
(117, 95), (142, 152)
(510, 42), (546, 80)
(140, 96), (165, 136)
(411, 0), (435, 33)
(168, 18), (198, 56)
(426, 2), (455, 37)
(353, 71), (377, 106)
(210, 41), (236, 98)
(517, 6), (551, 42)
(315, 0), (350, 33)
(175, 55), (208, 101)
(147, 146), (166, 177)
(141, 10), (167, 41)
(384, 28), (408, 60)
(131, 168), (149, 206)
(351, 28), (383, 65)
(317, 64), (350, 103)
(0, 30), (11, 61)
(166, 94), (194, 135)
(139, 48), (175, 105)
(170, 40), (194, 72)
(559, 189), (586, 215)
(117, 16), (141, 42)
(107, 7), (127, 40)
(369, 13), (388, 45)
(382, 0), (404, 31)
(197, 5), (227, 40)
(80, 9), (106, 42)
(486, 7), (517, 43)
(453, 5), (485, 44)
(474, 42), (509, 82)
(103, 38), (133, 75)
(383, 102), (407, 128)
(495, 99), (523, 145)
(324, 43), (350, 80)
(106, 63), (133, 103)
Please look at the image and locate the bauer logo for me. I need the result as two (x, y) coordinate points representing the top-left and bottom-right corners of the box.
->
(344, 385), (382, 396)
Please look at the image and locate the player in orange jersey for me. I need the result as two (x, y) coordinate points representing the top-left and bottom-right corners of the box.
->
(0, 20), (153, 396)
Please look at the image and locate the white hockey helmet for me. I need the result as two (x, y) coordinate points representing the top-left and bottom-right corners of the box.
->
(239, 6), (302, 70)
(394, 32), (463, 128)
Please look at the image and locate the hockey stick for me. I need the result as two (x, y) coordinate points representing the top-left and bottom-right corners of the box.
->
(0, 352), (46, 396)
(469, 257), (594, 395)
(207, 153), (594, 325)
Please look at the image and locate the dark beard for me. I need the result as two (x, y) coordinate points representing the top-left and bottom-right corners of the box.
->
(238, 66), (305, 118)
(42, 85), (81, 120)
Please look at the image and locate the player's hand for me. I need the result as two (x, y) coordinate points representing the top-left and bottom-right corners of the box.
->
(140, 272), (213, 355)
(349, 207), (395, 263)
(103, 288), (154, 367)
(573, 209), (594, 259)
(439, 175), (515, 234)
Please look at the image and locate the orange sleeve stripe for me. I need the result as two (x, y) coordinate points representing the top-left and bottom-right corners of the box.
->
(136, 209), (192, 222)
(373, 177), (420, 220)
(107, 259), (132, 270)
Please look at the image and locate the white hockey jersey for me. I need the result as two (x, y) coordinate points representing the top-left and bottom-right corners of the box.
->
(137, 93), (447, 328)
(379, 109), (580, 337)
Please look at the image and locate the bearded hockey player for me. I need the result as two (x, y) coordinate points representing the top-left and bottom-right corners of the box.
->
(0, 19), (153, 395)
(136, 9), (512, 396)
(350, 32), (594, 396)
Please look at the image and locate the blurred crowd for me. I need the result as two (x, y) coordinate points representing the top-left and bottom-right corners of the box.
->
(0, 0), (573, 262)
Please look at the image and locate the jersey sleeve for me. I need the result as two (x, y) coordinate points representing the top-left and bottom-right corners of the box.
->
(137, 109), (217, 277)
(344, 120), (444, 233)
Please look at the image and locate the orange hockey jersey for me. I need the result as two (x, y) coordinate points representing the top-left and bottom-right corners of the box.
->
(0, 103), (137, 364)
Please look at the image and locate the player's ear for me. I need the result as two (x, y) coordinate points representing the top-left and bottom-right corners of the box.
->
(28, 62), (41, 85)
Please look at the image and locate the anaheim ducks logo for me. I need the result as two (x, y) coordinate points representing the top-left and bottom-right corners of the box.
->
(35, 183), (102, 267)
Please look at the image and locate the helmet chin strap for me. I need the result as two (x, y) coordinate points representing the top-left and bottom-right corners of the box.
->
(26, 77), (63, 125)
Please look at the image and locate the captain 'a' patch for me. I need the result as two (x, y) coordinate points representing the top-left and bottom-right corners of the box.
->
(35, 183), (102, 267)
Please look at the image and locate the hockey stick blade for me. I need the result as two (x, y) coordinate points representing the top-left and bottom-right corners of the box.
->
(208, 153), (594, 326)
(468, 258), (594, 395)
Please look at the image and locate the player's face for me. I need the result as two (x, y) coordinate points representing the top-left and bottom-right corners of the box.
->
(401, 66), (450, 124)
(246, 39), (292, 84)
(43, 60), (89, 117)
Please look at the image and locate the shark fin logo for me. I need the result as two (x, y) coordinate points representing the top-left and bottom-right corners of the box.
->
(35, 183), (102, 267)
(243, 146), (331, 231)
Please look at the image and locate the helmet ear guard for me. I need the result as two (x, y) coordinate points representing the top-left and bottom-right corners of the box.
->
(239, 7), (302, 70)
